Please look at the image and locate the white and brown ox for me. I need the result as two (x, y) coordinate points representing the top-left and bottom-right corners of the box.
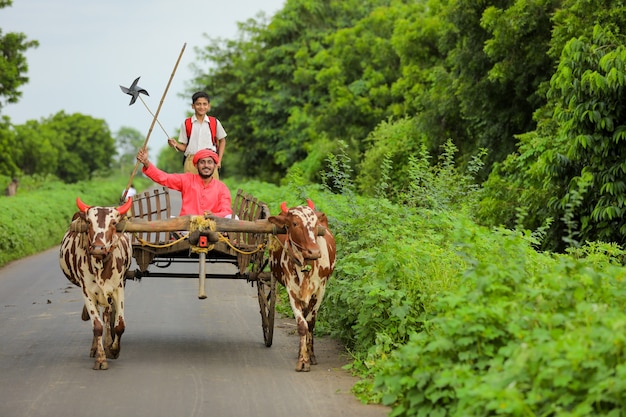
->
(268, 199), (336, 372)
(59, 197), (133, 370)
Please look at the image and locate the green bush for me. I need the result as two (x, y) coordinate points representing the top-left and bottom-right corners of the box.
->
(271, 147), (626, 416)
(356, 117), (424, 198)
(374, 235), (626, 417)
(0, 175), (151, 267)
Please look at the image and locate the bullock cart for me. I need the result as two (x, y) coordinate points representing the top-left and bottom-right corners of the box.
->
(65, 188), (333, 371)
(121, 187), (280, 347)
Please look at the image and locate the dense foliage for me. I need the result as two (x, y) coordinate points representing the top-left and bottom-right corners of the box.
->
(479, 11), (626, 251)
(2, 0), (626, 248)
(375, 239), (626, 417)
(1, 112), (125, 183)
(185, 0), (626, 250)
(190, 0), (556, 179)
(0, 113), (150, 183)
(237, 148), (626, 417)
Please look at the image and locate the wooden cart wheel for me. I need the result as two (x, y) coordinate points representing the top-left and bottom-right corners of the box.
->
(232, 191), (276, 346)
(257, 271), (276, 347)
(253, 243), (275, 347)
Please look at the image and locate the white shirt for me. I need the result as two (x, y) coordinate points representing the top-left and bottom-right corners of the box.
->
(179, 115), (227, 156)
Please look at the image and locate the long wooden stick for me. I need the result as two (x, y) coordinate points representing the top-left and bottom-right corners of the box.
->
(139, 96), (170, 138)
(122, 43), (186, 201)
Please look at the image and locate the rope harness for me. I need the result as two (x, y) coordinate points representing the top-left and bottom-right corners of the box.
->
(268, 232), (309, 269)
(133, 215), (267, 255)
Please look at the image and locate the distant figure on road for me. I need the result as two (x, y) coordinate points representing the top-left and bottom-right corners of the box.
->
(123, 184), (137, 201)
(5, 177), (18, 197)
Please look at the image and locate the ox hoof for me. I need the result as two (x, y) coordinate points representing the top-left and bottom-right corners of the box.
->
(295, 361), (311, 372)
(105, 349), (120, 359)
(93, 361), (109, 370)
(198, 294), (207, 300)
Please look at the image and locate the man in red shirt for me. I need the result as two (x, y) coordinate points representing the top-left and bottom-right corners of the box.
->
(136, 148), (232, 218)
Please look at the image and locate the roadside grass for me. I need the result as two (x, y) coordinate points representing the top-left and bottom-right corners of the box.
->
(0, 174), (151, 267)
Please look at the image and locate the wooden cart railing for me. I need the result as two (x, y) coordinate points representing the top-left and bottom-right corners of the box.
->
(128, 187), (271, 277)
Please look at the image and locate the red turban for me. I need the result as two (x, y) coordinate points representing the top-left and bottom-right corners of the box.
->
(193, 149), (219, 165)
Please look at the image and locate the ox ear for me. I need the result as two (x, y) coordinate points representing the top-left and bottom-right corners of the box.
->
(268, 215), (289, 227)
(117, 197), (133, 216)
(316, 211), (329, 228)
(76, 197), (90, 213)
(280, 202), (288, 214)
(306, 199), (315, 210)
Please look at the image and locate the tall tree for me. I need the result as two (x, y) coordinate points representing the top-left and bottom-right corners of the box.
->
(545, 25), (626, 246)
(0, 116), (18, 176)
(305, 3), (404, 153)
(429, 0), (559, 169)
(115, 126), (144, 175)
(479, 0), (626, 251)
(0, 0), (39, 111)
(190, 0), (397, 182)
(0, 0), (39, 176)
(45, 112), (117, 183)
(13, 120), (59, 176)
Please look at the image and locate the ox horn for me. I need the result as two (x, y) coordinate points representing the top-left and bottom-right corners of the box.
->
(306, 198), (315, 209)
(117, 197), (133, 215)
(280, 202), (288, 214)
(76, 197), (90, 213)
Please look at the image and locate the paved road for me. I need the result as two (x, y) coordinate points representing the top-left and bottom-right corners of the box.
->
(0, 188), (390, 417)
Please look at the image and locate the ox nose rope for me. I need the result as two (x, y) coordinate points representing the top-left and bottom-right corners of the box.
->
(270, 233), (305, 268)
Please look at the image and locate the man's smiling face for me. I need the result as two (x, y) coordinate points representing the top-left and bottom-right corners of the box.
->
(197, 157), (216, 179)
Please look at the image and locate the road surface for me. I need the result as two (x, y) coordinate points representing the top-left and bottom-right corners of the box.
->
(0, 187), (390, 417)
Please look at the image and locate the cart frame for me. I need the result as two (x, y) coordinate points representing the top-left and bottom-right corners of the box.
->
(126, 187), (277, 347)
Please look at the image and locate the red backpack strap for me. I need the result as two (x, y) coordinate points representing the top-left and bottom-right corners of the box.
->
(186, 116), (217, 147)
(184, 117), (192, 138)
(208, 116), (217, 147)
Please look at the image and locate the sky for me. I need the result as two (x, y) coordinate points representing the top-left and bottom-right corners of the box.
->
(0, 0), (285, 151)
